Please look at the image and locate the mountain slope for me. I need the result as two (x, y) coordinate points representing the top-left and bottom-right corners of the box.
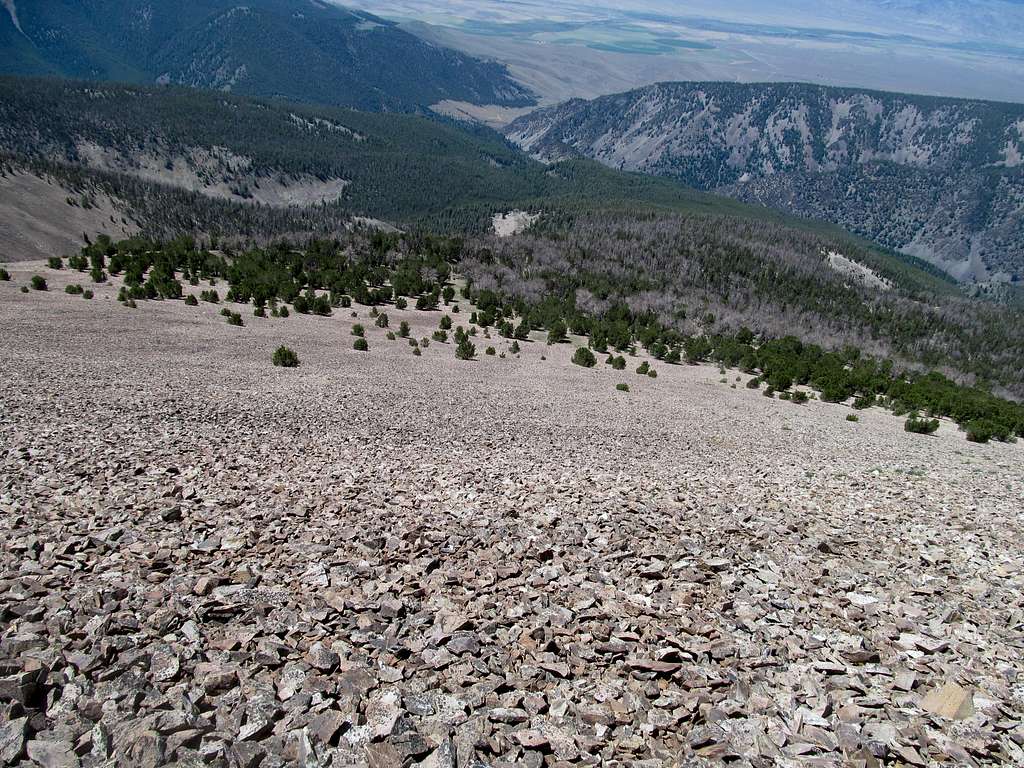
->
(507, 81), (1024, 282)
(0, 0), (535, 111)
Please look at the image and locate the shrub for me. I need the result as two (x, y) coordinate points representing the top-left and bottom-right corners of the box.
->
(0, 268), (9, 281)
(636, 361), (650, 375)
(905, 415), (939, 435)
(65, 284), (83, 295)
(455, 336), (476, 360)
(779, 391), (791, 400)
(226, 311), (244, 326)
(763, 387), (774, 397)
(375, 313), (389, 328)
(510, 340), (521, 354)
(184, 294), (198, 306)
(485, 346), (496, 356)
(273, 346), (300, 367)
(48, 256), (63, 270)
(846, 414), (859, 422)
(421, 337), (430, 348)
(452, 304), (459, 313)
(547, 320), (568, 344)
(30, 275), (47, 291)
(220, 307), (231, 317)
(399, 320), (410, 338)
(82, 290), (94, 300)
(573, 347), (597, 368)
(279, 305), (290, 318)
(439, 314), (452, 331)
(791, 391), (809, 404)
(387, 331), (396, 340)
(853, 394), (876, 410)
(432, 330), (448, 343)
(616, 383), (630, 392)
(612, 356), (626, 370)
(412, 347), (422, 356)
(351, 324), (365, 337)
(201, 289), (219, 304)
(746, 377), (761, 390)
(254, 306), (267, 318)
(90, 266), (106, 283)
(395, 297), (408, 310)
(20, 285), (28, 293)
(647, 368), (658, 379)
(965, 419), (998, 444)
(353, 337), (369, 352)
(125, 298), (137, 308)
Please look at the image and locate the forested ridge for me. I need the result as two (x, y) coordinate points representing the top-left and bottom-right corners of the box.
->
(0, 0), (533, 112)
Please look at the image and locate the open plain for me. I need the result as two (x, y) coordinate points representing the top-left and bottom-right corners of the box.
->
(1, 261), (1022, 767)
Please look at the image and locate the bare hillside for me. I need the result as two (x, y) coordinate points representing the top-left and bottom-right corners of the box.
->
(0, 170), (137, 262)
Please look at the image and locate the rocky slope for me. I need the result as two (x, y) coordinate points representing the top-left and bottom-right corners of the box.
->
(507, 82), (1024, 282)
(0, 261), (1022, 766)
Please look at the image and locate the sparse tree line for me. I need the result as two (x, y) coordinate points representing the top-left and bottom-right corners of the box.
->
(38, 227), (1024, 444)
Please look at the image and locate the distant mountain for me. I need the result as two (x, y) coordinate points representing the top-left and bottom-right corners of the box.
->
(0, 0), (535, 111)
(507, 81), (1024, 282)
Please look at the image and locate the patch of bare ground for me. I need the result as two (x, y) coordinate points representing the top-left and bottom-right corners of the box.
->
(0, 170), (138, 262)
(1, 260), (1022, 766)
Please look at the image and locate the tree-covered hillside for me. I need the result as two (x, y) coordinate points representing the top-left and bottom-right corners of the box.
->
(0, 0), (534, 111)
(508, 81), (1024, 282)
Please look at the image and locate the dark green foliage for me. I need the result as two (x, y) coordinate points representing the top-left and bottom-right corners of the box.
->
(905, 415), (940, 435)
(279, 305), (290, 318)
(65, 284), (83, 295)
(964, 419), (1010, 444)
(616, 383), (630, 392)
(439, 315), (452, 331)
(485, 346), (496, 356)
(432, 330), (448, 343)
(572, 347), (597, 368)
(351, 324), (365, 337)
(0, 268), (9, 281)
(201, 289), (219, 303)
(30, 275), (47, 291)
(399, 320), (410, 338)
(375, 313), (389, 328)
(20, 286), (29, 293)
(510, 340), (521, 354)
(791, 390), (810, 404)
(547, 320), (568, 345)
(82, 289), (94, 299)
(779, 391), (791, 400)
(442, 286), (456, 304)
(184, 294), (198, 306)
(226, 311), (244, 326)
(853, 394), (876, 410)
(90, 266), (106, 283)
(48, 256), (63, 270)
(846, 414), (859, 422)
(455, 336), (476, 360)
(395, 297), (408, 310)
(746, 377), (761, 389)
(636, 361), (650, 375)
(647, 368), (658, 378)
(254, 305), (267, 318)
(353, 337), (369, 352)
(272, 346), (300, 368)
(412, 346), (422, 356)
(68, 254), (88, 271)
(610, 355), (626, 370)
